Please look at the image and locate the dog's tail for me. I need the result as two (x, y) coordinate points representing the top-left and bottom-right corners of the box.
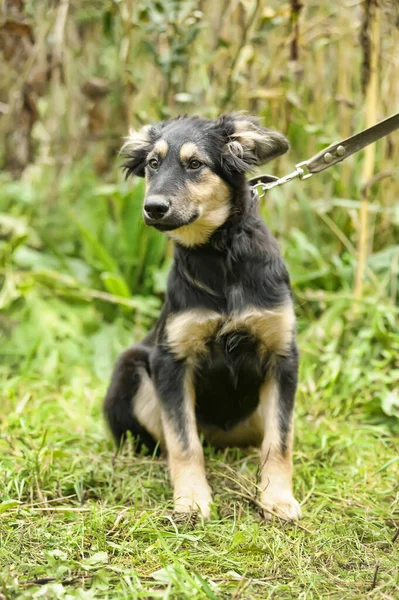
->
(103, 343), (158, 454)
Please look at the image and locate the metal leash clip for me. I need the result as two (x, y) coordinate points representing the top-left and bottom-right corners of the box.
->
(249, 111), (399, 198)
(250, 160), (313, 198)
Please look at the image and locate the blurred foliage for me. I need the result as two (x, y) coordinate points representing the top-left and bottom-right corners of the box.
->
(0, 0), (398, 421)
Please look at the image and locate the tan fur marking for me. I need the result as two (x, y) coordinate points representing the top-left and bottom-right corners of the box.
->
(220, 303), (295, 356)
(259, 379), (301, 520)
(225, 119), (276, 159)
(179, 142), (208, 163)
(154, 139), (169, 158)
(162, 368), (212, 518)
(147, 139), (169, 163)
(166, 309), (222, 360)
(121, 125), (152, 154)
(168, 172), (230, 247)
(133, 369), (163, 444)
(233, 119), (273, 145)
(201, 404), (265, 448)
(167, 303), (294, 361)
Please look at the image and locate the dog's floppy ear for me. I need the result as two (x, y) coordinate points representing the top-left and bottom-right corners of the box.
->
(120, 125), (156, 178)
(218, 114), (289, 174)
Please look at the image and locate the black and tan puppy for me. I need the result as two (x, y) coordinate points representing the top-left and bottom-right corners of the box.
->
(104, 114), (301, 521)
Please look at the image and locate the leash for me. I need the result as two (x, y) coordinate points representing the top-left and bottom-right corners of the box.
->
(249, 111), (399, 197)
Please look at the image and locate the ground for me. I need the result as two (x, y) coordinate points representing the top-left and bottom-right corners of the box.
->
(1, 337), (398, 600)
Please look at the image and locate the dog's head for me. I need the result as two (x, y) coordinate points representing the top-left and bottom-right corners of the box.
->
(122, 114), (288, 246)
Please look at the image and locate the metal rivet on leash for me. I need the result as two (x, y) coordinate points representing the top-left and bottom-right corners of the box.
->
(249, 111), (399, 198)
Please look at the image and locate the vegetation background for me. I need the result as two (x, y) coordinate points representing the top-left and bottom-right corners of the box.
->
(0, 0), (398, 598)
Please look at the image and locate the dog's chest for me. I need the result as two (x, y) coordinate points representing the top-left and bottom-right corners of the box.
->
(166, 303), (295, 361)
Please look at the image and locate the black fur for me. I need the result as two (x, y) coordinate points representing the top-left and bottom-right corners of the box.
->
(103, 332), (158, 453)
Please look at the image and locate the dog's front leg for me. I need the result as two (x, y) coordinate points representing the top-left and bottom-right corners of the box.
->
(152, 348), (212, 519)
(259, 351), (302, 521)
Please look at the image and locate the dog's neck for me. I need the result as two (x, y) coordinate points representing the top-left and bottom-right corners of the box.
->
(169, 181), (283, 310)
(196, 182), (261, 251)
(173, 182), (278, 262)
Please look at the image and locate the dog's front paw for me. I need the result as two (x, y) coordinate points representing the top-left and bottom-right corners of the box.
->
(173, 482), (212, 520)
(261, 486), (302, 521)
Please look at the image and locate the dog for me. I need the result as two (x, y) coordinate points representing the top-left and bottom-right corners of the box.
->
(104, 113), (301, 521)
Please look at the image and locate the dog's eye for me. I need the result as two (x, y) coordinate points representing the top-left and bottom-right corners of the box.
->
(188, 159), (202, 170)
(148, 158), (159, 170)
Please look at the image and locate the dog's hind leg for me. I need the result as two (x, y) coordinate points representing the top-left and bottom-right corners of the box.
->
(103, 332), (162, 453)
(259, 347), (302, 521)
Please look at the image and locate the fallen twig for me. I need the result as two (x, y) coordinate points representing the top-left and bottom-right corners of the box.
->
(369, 562), (380, 591)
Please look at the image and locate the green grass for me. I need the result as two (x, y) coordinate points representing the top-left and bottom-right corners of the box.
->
(1, 319), (398, 599)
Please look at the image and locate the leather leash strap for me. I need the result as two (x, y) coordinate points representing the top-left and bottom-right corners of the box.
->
(249, 111), (399, 195)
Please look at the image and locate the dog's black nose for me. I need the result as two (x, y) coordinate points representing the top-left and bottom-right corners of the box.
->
(144, 196), (170, 220)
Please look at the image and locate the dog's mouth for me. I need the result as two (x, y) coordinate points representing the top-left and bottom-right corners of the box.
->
(144, 211), (200, 232)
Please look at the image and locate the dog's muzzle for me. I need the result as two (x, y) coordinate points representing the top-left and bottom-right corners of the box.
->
(143, 195), (200, 231)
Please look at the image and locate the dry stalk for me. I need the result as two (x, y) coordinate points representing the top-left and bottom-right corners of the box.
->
(354, 0), (381, 299)
(290, 0), (304, 62)
(336, 9), (352, 186)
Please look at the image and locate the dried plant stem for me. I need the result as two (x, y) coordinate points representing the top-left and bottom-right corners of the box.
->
(354, 1), (381, 299)
(117, 0), (135, 125)
(221, 0), (261, 109)
(337, 10), (351, 186)
(50, 0), (69, 160)
(290, 0), (304, 62)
